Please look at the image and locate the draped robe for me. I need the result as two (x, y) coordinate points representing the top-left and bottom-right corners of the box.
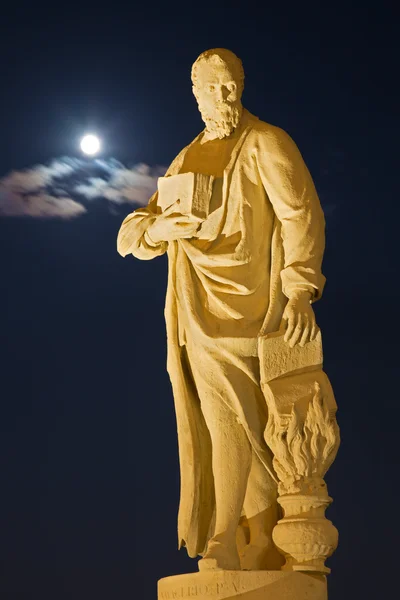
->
(117, 109), (326, 558)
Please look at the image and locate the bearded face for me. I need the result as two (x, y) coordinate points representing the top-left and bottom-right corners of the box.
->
(192, 59), (243, 139)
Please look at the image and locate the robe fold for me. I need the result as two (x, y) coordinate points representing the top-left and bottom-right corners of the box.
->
(117, 109), (326, 557)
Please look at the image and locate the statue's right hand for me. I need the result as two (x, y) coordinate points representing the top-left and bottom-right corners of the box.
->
(147, 201), (200, 243)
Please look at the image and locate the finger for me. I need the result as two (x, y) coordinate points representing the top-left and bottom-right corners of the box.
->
(162, 200), (181, 215)
(161, 213), (184, 223)
(176, 224), (199, 238)
(289, 315), (303, 348)
(175, 217), (198, 225)
(180, 230), (199, 239)
(280, 318), (289, 334)
(299, 318), (311, 347)
(179, 222), (199, 231)
(174, 226), (199, 238)
(284, 311), (296, 342)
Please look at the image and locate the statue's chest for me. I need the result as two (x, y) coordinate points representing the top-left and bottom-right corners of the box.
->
(180, 136), (238, 177)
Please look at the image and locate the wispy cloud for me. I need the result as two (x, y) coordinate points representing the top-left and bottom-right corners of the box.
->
(0, 158), (166, 219)
(0, 159), (86, 219)
(74, 162), (166, 205)
(0, 155), (338, 221)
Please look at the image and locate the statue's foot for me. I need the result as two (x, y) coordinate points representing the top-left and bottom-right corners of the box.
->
(198, 538), (241, 571)
(240, 536), (284, 571)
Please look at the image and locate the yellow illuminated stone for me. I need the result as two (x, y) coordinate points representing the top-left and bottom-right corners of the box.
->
(117, 48), (339, 599)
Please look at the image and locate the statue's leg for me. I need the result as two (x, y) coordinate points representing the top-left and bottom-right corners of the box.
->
(185, 335), (273, 570)
(197, 390), (252, 570)
(241, 451), (284, 570)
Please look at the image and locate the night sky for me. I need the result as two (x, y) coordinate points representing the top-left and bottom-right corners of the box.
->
(1, 3), (399, 599)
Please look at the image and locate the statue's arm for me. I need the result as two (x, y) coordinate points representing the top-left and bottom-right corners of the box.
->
(254, 126), (326, 302)
(117, 146), (191, 260)
(116, 191), (168, 260)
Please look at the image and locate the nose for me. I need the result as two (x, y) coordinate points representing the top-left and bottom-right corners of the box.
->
(216, 85), (230, 103)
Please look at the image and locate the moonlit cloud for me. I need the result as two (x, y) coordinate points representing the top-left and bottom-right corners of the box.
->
(0, 159), (85, 219)
(0, 155), (337, 222)
(0, 192), (87, 219)
(0, 158), (166, 219)
(74, 163), (166, 205)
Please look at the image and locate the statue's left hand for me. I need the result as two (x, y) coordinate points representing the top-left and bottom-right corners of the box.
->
(282, 291), (319, 348)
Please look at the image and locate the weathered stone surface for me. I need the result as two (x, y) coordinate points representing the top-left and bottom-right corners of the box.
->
(118, 48), (339, 589)
(158, 571), (327, 600)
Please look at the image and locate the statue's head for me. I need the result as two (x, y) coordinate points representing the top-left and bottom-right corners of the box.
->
(191, 48), (244, 139)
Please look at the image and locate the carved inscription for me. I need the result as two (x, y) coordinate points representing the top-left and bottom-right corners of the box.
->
(159, 580), (247, 599)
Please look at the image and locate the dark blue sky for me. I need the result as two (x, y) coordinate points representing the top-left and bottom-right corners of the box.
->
(1, 2), (398, 599)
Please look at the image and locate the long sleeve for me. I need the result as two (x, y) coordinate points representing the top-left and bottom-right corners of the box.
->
(254, 125), (326, 301)
(117, 145), (191, 260)
(117, 191), (168, 260)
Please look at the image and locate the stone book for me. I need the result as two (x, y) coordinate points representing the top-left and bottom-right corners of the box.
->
(157, 172), (214, 221)
(258, 328), (323, 384)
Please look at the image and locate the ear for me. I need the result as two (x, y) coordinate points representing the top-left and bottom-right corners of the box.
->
(235, 80), (244, 99)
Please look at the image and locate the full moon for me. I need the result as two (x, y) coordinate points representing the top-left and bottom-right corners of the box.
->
(80, 134), (100, 155)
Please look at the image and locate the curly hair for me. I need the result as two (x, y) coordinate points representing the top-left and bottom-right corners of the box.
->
(191, 48), (245, 91)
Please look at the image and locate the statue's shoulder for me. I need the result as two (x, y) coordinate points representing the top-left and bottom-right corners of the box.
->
(247, 114), (300, 160)
(249, 115), (294, 146)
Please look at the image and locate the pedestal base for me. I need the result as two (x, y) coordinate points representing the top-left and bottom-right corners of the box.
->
(158, 570), (327, 600)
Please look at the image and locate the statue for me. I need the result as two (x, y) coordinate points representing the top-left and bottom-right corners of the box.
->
(117, 48), (339, 596)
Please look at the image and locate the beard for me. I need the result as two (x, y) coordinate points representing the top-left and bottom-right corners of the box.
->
(198, 101), (242, 139)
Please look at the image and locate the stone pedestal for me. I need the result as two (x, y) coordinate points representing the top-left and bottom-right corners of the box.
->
(158, 570), (327, 600)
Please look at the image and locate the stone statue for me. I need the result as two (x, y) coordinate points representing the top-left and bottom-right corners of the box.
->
(117, 48), (339, 599)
